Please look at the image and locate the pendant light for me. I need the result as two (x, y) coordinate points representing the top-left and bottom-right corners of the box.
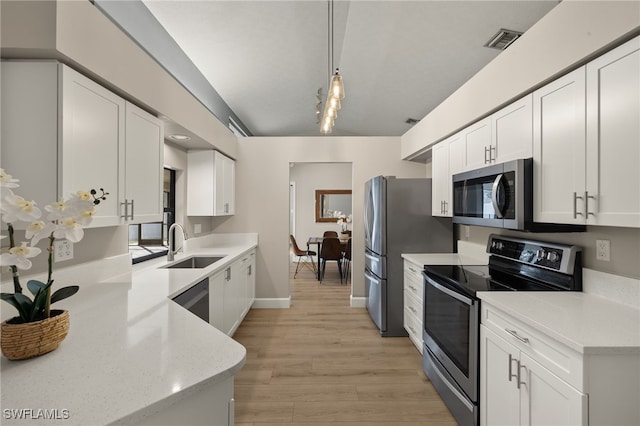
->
(320, 0), (345, 134)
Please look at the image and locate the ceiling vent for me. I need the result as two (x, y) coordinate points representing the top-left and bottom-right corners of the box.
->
(484, 29), (523, 50)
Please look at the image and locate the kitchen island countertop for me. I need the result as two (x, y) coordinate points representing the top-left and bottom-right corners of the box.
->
(0, 234), (257, 425)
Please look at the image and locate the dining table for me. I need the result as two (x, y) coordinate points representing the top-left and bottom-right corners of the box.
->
(307, 235), (350, 280)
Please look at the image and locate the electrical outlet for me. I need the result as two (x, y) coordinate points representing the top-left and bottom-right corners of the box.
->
(596, 239), (610, 262)
(54, 239), (73, 262)
(194, 223), (202, 234)
(464, 225), (470, 239)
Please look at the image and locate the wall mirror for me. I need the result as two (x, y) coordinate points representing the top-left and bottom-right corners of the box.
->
(315, 189), (352, 222)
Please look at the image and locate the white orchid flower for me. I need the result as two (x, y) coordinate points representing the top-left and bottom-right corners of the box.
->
(53, 217), (84, 243)
(0, 169), (19, 188)
(75, 208), (96, 226)
(45, 200), (73, 221)
(1, 193), (42, 223)
(0, 241), (41, 270)
(26, 220), (56, 245)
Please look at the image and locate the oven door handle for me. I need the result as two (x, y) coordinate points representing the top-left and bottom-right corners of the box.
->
(426, 277), (474, 306)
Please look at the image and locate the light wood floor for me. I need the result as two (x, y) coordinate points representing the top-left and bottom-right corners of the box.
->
(232, 260), (456, 425)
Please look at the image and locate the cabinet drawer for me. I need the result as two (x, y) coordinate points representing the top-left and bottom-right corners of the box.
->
(404, 303), (423, 354)
(481, 303), (584, 390)
(403, 262), (423, 300)
(404, 289), (422, 320)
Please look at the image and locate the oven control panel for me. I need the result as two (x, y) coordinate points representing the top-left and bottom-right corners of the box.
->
(487, 235), (580, 274)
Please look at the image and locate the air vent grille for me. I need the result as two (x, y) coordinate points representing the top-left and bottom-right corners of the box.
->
(485, 29), (523, 50)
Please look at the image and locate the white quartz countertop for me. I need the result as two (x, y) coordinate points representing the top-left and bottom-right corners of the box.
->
(1, 238), (257, 425)
(479, 291), (640, 355)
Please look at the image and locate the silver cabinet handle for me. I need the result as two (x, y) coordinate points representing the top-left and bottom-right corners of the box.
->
(508, 353), (518, 383)
(129, 199), (134, 220)
(586, 191), (596, 217)
(573, 192), (584, 218)
(225, 267), (231, 281)
(518, 363), (527, 389)
(505, 328), (530, 344)
(408, 306), (418, 315)
(490, 145), (496, 162)
(484, 146), (491, 164)
(120, 199), (134, 221)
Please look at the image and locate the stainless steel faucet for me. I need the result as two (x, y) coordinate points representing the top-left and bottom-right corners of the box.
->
(167, 223), (187, 261)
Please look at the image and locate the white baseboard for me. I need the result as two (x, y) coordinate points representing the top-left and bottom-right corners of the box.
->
(252, 297), (291, 309)
(350, 296), (366, 308)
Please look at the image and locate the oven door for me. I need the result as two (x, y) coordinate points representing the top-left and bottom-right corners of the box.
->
(422, 271), (479, 403)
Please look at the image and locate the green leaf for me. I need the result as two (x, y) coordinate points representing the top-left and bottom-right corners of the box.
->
(30, 281), (53, 321)
(12, 293), (35, 323)
(27, 280), (47, 297)
(50, 286), (79, 304)
(1, 293), (29, 321)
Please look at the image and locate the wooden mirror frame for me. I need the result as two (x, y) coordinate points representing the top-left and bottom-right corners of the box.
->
(315, 189), (352, 222)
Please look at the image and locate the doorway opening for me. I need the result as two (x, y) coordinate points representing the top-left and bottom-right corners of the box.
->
(289, 162), (353, 300)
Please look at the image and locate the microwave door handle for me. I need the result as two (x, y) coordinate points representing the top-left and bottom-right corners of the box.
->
(491, 173), (505, 219)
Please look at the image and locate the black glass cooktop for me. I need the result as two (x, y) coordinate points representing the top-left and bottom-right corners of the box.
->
(423, 263), (569, 298)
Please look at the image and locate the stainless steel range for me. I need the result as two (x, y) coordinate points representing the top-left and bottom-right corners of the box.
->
(421, 234), (582, 426)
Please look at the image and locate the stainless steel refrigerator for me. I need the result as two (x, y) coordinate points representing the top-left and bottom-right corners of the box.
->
(364, 176), (453, 336)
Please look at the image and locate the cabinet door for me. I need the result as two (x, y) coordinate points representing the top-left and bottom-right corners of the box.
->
(520, 353), (587, 426)
(187, 150), (215, 216)
(493, 94), (533, 164)
(124, 102), (164, 224)
(61, 65), (125, 227)
(431, 140), (451, 217)
(464, 117), (492, 171)
(586, 36), (640, 228)
(209, 269), (225, 331)
(533, 67), (586, 224)
(480, 325), (520, 426)
(449, 133), (466, 175)
(214, 152), (235, 216)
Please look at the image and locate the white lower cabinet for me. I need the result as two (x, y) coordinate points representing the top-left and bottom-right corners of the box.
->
(134, 376), (234, 426)
(481, 301), (639, 426)
(480, 325), (587, 426)
(403, 259), (424, 354)
(209, 249), (256, 337)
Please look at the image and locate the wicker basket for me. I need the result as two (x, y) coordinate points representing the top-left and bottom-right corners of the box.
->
(1, 310), (69, 360)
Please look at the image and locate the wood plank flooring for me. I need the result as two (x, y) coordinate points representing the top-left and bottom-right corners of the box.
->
(232, 262), (456, 425)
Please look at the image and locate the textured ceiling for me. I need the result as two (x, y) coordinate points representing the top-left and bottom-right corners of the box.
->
(143, 1), (559, 137)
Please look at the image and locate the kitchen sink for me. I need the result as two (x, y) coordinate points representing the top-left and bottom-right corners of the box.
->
(162, 256), (225, 269)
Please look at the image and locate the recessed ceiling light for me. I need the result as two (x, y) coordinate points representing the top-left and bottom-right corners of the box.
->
(169, 134), (191, 141)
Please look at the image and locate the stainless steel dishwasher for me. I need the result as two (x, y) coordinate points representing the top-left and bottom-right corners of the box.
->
(172, 278), (209, 322)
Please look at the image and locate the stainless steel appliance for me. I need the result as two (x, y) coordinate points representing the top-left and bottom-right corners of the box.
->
(452, 158), (585, 232)
(364, 176), (453, 336)
(172, 278), (209, 322)
(422, 234), (582, 426)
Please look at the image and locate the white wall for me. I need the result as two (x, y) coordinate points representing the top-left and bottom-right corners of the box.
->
(290, 162), (352, 246)
(210, 136), (425, 303)
(402, 0), (640, 158)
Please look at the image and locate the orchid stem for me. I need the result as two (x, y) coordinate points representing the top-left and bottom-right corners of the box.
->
(7, 223), (22, 293)
(45, 233), (55, 318)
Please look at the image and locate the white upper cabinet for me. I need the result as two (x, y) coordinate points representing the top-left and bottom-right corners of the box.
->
(463, 117), (492, 171)
(533, 67), (587, 225)
(1, 62), (164, 228)
(187, 150), (236, 216)
(491, 94), (533, 164)
(431, 138), (452, 217)
(534, 36), (640, 227)
(585, 36), (640, 228)
(124, 102), (164, 224)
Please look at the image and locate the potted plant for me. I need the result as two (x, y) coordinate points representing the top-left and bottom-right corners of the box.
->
(336, 212), (352, 234)
(0, 168), (107, 360)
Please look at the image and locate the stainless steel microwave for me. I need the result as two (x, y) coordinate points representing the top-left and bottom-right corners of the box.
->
(452, 158), (585, 232)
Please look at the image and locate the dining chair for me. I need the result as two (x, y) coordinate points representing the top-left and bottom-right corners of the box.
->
(341, 238), (352, 285)
(323, 230), (339, 238)
(289, 234), (317, 278)
(319, 237), (343, 283)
